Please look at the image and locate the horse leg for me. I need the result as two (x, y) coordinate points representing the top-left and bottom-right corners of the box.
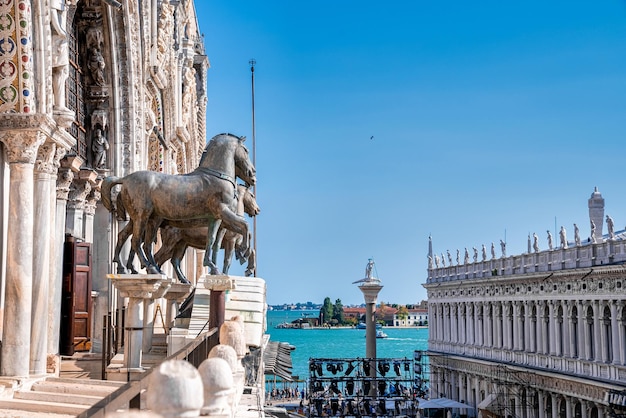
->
(222, 238), (235, 275)
(130, 215), (158, 274)
(142, 218), (163, 274)
(211, 227), (227, 266)
(171, 240), (190, 284)
(245, 248), (256, 277)
(113, 221), (133, 274)
(203, 218), (222, 275)
(126, 249), (139, 274)
(219, 207), (249, 260)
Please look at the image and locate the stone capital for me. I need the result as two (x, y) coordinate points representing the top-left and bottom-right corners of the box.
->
(67, 178), (92, 210)
(56, 168), (75, 201)
(0, 130), (46, 165)
(35, 141), (58, 176)
(202, 275), (236, 292)
(107, 274), (168, 299)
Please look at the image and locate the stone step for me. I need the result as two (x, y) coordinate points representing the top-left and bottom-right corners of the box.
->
(45, 377), (124, 388)
(0, 398), (87, 416)
(15, 390), (102, 406)
(30, 379), (122, 397)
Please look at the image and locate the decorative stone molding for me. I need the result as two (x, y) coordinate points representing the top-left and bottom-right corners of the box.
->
(1, 130), (46, 164)
(67, 178), (92, 211)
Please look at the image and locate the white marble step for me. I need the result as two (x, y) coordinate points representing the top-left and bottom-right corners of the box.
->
(0, 398), (87, 416)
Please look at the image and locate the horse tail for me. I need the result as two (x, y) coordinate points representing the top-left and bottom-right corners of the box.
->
(101, 176), (123, 214)
(115, 193), (128, 221)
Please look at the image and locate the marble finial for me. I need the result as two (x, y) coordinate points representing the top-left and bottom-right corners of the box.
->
(198, 357), (235, 417)
(146, 359), (203, 418)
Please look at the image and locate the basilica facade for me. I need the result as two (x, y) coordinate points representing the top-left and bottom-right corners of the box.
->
(425, 188), (626, 418)
(0, 0), (208, 379)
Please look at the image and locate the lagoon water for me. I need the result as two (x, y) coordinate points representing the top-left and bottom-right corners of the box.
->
(266, 310), (429, 381)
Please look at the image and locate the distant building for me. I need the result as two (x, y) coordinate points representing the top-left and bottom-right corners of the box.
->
(424, 188), (626, 418)
(394, 308), (428, 327)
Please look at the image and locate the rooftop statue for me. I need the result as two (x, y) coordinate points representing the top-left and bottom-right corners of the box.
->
(456, 249), (460, 265)
(500, 240), (506, 258)
(464, 248), (469, 264)
(441, 253), (446, 267)
(559, 226), (567, 249)
(547, 230), (553, 250)
(102, 133), (256, 276)
(533, 233), (539, 252)
(607, 215), (615, 240)
(447, 250), (452, 265)
(574, 223), (581, 246)
(591, 220), (597, 243)
(473, 247), (478, 263)
(481, 244), (487, 261)
(490, 243), (495, 259)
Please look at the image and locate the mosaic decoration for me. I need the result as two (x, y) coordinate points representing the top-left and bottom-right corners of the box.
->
(0, 0), (33, 113)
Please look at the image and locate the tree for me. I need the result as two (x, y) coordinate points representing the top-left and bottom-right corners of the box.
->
(396, 305), (409, 325)
(321, 297), (334, 324)
(332, 299), (344, 324)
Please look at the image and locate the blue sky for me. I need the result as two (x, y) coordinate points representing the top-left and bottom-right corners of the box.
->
(194, 2), (626, 306)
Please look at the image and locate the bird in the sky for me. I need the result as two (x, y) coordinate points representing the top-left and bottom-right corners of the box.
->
(370, 136), (374, 140)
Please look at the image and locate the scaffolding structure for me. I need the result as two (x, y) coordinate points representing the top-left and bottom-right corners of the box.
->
(308, 355), (424, 417)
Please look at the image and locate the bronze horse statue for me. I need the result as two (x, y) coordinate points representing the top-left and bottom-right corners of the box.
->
(101, 133), (255, 275)
(154, 184), (260, 283)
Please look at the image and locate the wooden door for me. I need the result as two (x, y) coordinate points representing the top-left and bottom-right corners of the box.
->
(60, 237), (92, 355)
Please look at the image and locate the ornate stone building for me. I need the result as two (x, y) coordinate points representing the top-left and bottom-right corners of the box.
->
(0, 0), (208, 379)
(424, 188), (626, 418)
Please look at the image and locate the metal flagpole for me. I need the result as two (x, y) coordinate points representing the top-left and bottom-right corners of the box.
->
(249, 59), (257, 276)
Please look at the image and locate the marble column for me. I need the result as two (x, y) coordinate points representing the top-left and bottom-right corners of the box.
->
(580, 400), (588, 418)
(617, 302), (625, 365)
(1, 131), (45, 377)
(610, 301), (620, 364)
(565, 396), (572, 418)
(48, 156), (80, 362)
(65, 177), (92, 240)
(108, 274), (167, 371)
(203, 275), (236, 332)
(30, 141), (57, 375)
(513, 302), (520, 350)
(550, 394), (558, 418)
(579, 301), (588, 360)
(593, 300), (602, 361)
(163, 283), (194, 332)
(548, 301), (556, 355)
(538, 391), (545, 418)
(142, 278), (172, 353)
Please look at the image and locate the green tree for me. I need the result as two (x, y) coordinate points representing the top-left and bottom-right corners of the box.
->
(396, 305), (409, 324)
(321, 297), (334, 324)
(332, 299), (344, 324)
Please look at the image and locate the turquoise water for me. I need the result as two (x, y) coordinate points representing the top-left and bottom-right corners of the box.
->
(266, 310), (429, 381)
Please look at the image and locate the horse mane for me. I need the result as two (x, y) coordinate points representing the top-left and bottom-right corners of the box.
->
(198, 133), (244, 167)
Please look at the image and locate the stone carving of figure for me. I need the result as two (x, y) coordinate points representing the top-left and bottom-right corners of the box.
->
(491, 243), (496, 259)
(574, 223), (581, 246)
(88, 48), (106, 86)
(92, 128), (109, 169)
(606, 215), (615, 239)
(434, 254), (440, 268)
(365, 258), (374, 279)
(51, 0), (70, 111)
(547, 230), (553, 250)
(456, 249), (460, 265)
(473, 247), (478, 263)
(447, 250), (452, 265)
(533, 233), (539, 252)
(590, 220), (597, 243)
(559, 226), (567, 249)
(441, 253), (446, 267)
(427, 255), (433, 269)
(527, 234), (532, 253)
(482, 244), (487, 261)
(464, 248), (469, 264)
(500, 240), (506, 258)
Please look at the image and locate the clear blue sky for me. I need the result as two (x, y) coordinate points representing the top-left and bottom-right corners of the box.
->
(194, 2), (626, 306)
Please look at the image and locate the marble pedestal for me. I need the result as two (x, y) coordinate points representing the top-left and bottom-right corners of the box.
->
(107, 274), (167, 378)
(163, 282), (194, 333)
(142, 278), (172, 353)
(202, 275), (236, 331)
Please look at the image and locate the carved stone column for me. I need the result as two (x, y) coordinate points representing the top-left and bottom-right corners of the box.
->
(593, 300), (602, 362)
(142, 278), (172, 353)
(66, 170), (97, 239)
(513, 302), (520, 350)
(548, 301), (556, 356)
(537, 390), (546, 418)
(48, 155), (81, 363)
(0, 130), (45, 377)
(610, 301), (620, 364)
(30, 141), (57, 375)
(617, 301), (625, 365)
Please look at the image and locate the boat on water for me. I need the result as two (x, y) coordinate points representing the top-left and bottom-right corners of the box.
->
(376, 330), (388, 338)
(356, 322), (383, 329)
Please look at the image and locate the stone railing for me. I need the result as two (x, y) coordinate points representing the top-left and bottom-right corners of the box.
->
(428, 340), (626, 385)
(427, 239), (626, 283)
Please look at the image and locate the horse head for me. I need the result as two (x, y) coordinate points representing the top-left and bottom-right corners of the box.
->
(233, 135), (256, 186)
(242, 186), (260, 217)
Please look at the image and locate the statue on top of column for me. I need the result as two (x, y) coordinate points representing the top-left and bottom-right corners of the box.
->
(559, 226), (567, 249)
(574, 223), (581, 246)
(606, 215), (615, 240)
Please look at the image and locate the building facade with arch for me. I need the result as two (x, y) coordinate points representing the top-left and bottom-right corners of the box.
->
(424, 189), (626, 418)
(0, 0), (208, 380)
